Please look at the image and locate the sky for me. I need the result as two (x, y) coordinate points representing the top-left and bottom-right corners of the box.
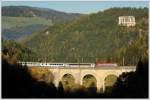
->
(2, 1), (149, 14)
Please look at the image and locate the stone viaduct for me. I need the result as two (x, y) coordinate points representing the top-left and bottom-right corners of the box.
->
(28, 66), (136, 92)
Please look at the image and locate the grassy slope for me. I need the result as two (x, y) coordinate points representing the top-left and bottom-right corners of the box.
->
(2, 16), (53, 29)
(2, 16), (52, 40)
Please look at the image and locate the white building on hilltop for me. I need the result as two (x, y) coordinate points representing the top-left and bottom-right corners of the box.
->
(118, 16), (136, 27)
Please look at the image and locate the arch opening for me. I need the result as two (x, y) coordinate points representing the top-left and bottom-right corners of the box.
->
(61, 73), (75, 90)
(104, 74), (118, 93)
(82, 74), (97, 93)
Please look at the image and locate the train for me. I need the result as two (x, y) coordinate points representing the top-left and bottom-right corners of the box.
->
(95, 62), (118, 67)
(17, 61), (118, 68)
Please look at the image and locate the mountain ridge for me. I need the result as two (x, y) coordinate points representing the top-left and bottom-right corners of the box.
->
(2, 6), (82, 40)
(2, 6), (82, 21)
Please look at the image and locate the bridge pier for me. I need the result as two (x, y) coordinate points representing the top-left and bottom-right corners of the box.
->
(96, 78), (104, 93)
(102, 81), (105, 93)
(75, 78), (81, 85)
(53, 79), (59, 87)
(75, 69), (81, 85)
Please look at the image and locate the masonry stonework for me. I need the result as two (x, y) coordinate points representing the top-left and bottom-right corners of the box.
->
(29, 66), (136, 92)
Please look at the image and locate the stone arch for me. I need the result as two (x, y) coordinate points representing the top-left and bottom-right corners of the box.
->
(104, 74), (118, 93)
(104, 71), (120, 78)
(82, 74), (97, 93)
(80, 72), (98, 84)
(61, 73), (76, 90)
(82, 74), (97, 88)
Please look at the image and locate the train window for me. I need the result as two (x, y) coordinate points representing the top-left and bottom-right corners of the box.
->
(69, 63), (91, 66)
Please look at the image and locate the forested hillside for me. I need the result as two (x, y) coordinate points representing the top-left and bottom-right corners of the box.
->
(2, 6), (81, 40)
(2, 7), (148, 65)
